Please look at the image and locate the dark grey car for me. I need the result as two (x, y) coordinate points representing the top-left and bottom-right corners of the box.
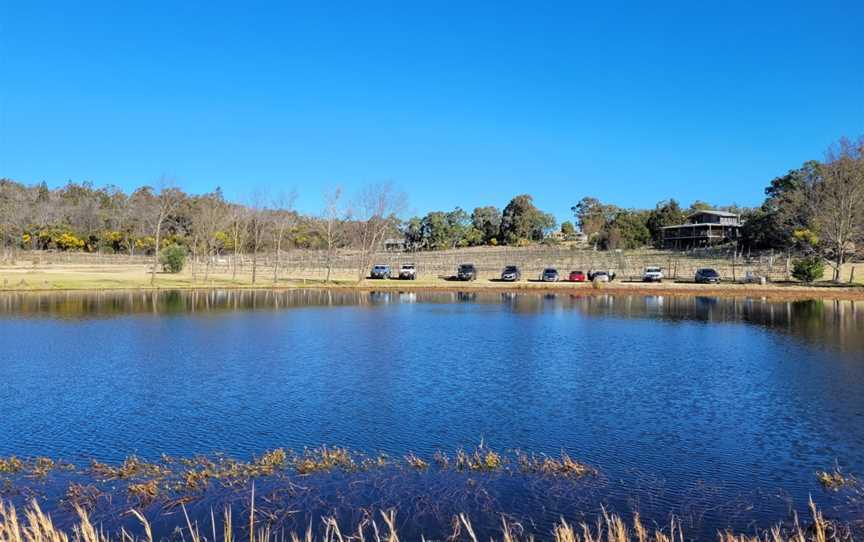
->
(457, 264), (477, 281)
(501, 265), (521, 282)
(695, 268), (721, 283)
(540, 268), (559, 282)
(370, 264), (391, 279)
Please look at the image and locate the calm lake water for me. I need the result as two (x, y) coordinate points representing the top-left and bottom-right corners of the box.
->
(1, 289), (863, 537)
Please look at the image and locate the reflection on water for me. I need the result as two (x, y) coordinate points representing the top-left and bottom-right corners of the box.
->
(1, 289), (862, 351)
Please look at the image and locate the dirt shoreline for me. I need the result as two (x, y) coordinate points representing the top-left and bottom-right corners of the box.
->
(1, 278), (863, 302)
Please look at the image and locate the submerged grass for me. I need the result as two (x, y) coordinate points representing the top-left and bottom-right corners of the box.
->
(817, 467), (856, 491)
(0, 460), (23, 476)
(0, 446), (606, 526)
(516, 452), (598, 479)
(0, 496), (848, 542)
(0, 446), (600, 503)
(292, 447), (355, 474)
(455, 445), (503, 472)
(90, 457), (168, 481)
(63, 484), (103, 512)
(0, 457), (66, 479)
(3, 449), (857, 541)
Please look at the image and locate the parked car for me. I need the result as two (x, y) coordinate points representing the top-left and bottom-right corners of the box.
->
(457, 264), (477, 281)
(370, 264), (391, 279)
(540, 268), (559, 282)
(695, 268), (721, 284)
(588, 270), (617, 282)
(568, 270), (586, 282)
(398, 263), (417, 280)
(500, 265), (521, 282)
(642, 266), (663, 282)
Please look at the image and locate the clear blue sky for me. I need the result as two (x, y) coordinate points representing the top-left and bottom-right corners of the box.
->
(1, 1), (862, 223)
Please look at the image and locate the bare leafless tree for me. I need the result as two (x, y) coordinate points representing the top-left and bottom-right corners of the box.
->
(0, 180), (28, 261)
(195, 190), (229, 281)
(810, 136), (864, 281)
(247, 190), (270, 285)
(353, 182), (406, 280)
(103, 187), (136, 259)
(270, 190), (298, 284)
(28, 183), (57, 249)
(147, 179), (184, 285)
(228, 205), (249, 280)
(321, 187), (345, 282)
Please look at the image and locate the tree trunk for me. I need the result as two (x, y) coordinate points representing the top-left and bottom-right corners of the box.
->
(190, 237), (198, 283)
(834, 251), (844, 282)
(232, 230), (239, 280)
(150, 222), (162, 286)
(273, 241), (281, 284)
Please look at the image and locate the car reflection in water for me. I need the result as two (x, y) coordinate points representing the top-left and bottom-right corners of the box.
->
(457, 292), (477, 303)
(368, 291), (392, 304)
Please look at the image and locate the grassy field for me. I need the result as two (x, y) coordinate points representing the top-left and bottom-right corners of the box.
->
(1, 245), (862, 302)
(0, 260), (863, 301)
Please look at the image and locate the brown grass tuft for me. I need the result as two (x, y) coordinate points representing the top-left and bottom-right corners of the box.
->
(0, 459), (24, 475)
(517, 451), (598, 479)
(404, 453), (428, 470)
(816, 467), (854, 491)
(293, 447), (356, 475)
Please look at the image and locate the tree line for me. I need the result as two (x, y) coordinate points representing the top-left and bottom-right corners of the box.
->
(1, 134), (862, 281)
(0, 178), (406, 283)
(566, 136), (864, 280)
(402, 194), (556, 250)
(0, 179), (559, 260)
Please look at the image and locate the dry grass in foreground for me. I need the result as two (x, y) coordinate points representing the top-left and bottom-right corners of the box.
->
(0, 496), (850, 542)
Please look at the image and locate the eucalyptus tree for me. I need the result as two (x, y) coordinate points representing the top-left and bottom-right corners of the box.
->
(810, 137), (864, 281)
(501, 194), (555, 245)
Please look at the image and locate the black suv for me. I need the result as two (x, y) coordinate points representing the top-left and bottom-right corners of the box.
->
(457, 264), (477, 281)
(500, 265), (521, 282)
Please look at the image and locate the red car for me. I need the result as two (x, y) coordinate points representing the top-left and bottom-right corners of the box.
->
(568, 270), (586, 282)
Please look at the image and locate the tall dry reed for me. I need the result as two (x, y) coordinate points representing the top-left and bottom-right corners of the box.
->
(0, 497), (844, 542)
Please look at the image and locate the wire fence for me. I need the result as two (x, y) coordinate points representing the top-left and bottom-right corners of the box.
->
(1, 245), (802, 282)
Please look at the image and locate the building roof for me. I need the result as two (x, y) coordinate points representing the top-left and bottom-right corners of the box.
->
(661, 222), (740, 229)
(687, 209), (739, 218)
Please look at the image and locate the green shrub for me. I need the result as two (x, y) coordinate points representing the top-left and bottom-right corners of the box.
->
(792, 256), (825, 283)
(159, 245), (186, 273)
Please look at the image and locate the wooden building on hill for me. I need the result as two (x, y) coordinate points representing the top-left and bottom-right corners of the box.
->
(661, 210), (742, 249)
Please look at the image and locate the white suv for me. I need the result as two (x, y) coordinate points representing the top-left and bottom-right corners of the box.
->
(398, 263), (417, 280)
(642, 266), (663, 282)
